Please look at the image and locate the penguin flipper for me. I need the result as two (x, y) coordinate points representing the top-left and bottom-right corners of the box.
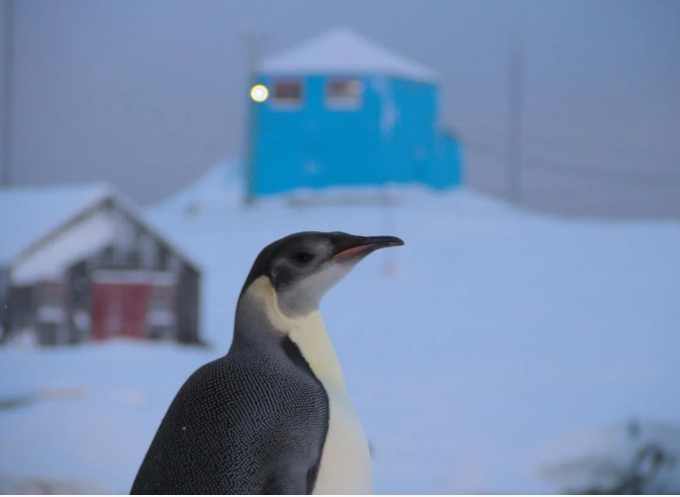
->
(131, 356), (327, 494)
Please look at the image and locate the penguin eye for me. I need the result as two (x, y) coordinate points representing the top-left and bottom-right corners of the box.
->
(292, 251), (314, 264)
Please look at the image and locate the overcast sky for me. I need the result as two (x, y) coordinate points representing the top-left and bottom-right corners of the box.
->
(1, 0), (679, 213)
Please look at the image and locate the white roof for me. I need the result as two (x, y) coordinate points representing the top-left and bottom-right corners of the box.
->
(260, 27), (437, 82)
(0, 183), (200, 271)
(0, 183), (112, 265)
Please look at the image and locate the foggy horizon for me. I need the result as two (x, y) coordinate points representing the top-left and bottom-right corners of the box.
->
(1, 0), (679, 217)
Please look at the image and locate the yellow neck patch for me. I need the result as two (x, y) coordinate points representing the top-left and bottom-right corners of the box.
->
(244, 276), (347, 392)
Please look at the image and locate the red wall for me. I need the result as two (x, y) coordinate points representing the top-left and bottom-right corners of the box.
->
(91, 283), (151, 340)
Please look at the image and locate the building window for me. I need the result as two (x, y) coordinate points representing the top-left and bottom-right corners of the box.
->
(38, 281), (66, 307)
(149, 285), (175, 317)
(325, 78), (363, 109)
(113, 210), (134, 250)
(140, 233), (157, 270)
(272, 80), (304, 107)
(150, 286), (174, 312)
(158, 245), (170, 271)
(112, 210), (135, 266)
(169, 253), (182, 273)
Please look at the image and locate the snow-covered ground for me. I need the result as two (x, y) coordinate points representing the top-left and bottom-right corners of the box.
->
(1, 162), (679, 494)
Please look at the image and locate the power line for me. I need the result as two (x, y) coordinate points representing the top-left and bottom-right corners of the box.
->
(463, 125), (680, 172)
(461, 137), (680, 186)
(522, 155), (680, 186)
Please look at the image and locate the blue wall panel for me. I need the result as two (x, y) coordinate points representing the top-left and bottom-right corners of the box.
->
(249, 73), (462, 196)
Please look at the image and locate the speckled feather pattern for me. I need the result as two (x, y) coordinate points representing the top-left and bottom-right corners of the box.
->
(130, 337), (329, 495)
(130, 232), (389, 495)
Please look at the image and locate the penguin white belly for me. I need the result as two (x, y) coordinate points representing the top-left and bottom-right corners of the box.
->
(313, 387), (373, 495)
(248, 283), (373, 494)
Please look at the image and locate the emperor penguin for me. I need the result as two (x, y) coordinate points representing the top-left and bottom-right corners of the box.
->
(130, 231), (404, 495)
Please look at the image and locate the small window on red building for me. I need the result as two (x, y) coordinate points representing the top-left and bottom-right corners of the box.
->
(38, 281), (66, 307)
(325, 78), (363, 109)
(272, 80), (304, 107)
(150, 285), (175, 312)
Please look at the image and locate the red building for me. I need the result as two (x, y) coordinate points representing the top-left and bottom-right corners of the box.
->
(0, 184), (202, 347)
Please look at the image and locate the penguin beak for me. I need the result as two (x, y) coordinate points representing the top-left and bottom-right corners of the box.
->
(331, 235), (404, 261)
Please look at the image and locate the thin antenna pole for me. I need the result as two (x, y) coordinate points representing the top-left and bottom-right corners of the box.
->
(377, 80), (399, 277)
(2, 0), (14, 187)
(241, 24), (266, 207)
(507, 38), (524, 204)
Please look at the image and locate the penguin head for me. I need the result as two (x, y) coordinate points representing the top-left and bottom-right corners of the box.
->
(241, 231), (404, 316)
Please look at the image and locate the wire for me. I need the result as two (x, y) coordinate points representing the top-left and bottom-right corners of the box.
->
(461, 136), (680, 186)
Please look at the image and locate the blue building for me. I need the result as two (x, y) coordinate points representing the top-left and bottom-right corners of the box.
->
(246, 27), (463, 197)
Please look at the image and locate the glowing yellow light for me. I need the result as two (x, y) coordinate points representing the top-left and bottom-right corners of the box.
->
(250, 84), (269, 103)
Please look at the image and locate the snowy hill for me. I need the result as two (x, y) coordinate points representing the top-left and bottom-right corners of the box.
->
(1, 162), (679, 493)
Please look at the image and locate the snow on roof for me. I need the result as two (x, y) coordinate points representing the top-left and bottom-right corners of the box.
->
(0, 183), (112, 265)
(0, 183), (201, 272)
(260, 27), (437, 82)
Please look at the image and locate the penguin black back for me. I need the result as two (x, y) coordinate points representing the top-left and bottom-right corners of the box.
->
(130, 314), (329, 494)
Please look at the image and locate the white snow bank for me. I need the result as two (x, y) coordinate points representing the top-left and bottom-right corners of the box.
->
(1, 180), (679, 494)
(0, 341), (217, 494)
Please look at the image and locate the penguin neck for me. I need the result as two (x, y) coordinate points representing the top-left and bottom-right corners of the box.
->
(237, 276), (347, 393)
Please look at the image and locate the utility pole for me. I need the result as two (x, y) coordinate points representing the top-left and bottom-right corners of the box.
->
(2, 0), (14, 187)
(240, 22), (267, 207)
(507, 38), (524, 204)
